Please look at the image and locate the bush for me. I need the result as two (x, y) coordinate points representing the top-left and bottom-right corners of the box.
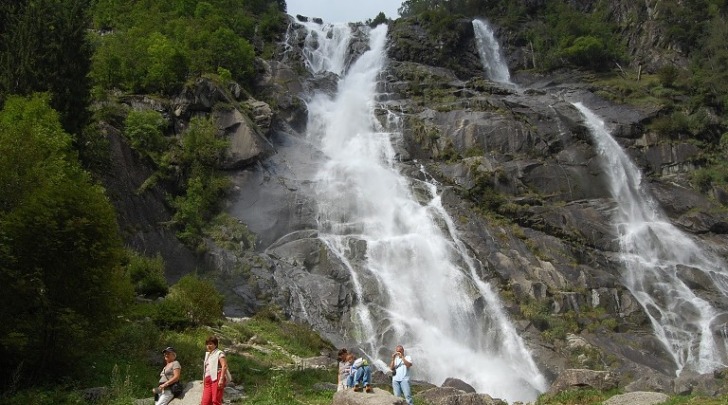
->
(160, 275), (224, 329)
(126, 251), (168, 298)
(561, 36), (608, 69)
(124, 110), (168, 162)
(650, 112), (690, 139)
(657, 64), (680, 88)
(692, 169), (714, 192)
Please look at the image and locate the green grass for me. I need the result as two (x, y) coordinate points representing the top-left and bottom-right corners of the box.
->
(7, 298), (728, 405)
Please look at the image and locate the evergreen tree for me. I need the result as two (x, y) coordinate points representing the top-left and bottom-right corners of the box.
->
(0, 0), (92, 136)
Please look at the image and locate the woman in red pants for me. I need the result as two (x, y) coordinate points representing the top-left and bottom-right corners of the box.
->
(201, 336), (229, 405)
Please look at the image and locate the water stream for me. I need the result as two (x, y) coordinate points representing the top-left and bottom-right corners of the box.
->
(299, 22), (547, 402)
(574, 102), (728, 374)
(472, 19), (512, 84)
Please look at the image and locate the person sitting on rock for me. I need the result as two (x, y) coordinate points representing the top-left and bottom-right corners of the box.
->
(346, 356), (372, 393)
(341, 353), (355, 389)
(337, 349), (350, 391)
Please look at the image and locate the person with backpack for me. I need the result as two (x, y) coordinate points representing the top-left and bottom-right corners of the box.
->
(390, 345), (413, 405)
(153, 346), (182, 405)
(201, 336), (229, 405)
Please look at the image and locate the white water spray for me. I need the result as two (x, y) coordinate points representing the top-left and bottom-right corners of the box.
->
(574, 102), (728, 374)
(299, 21), (352, 76)
(472, 19), (511, 84)
(301, 23), (547, 402)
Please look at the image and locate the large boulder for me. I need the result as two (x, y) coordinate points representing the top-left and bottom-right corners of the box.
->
(441, 377), (476, 393)
(213, 107), (274, 170)
(415, 386), (507, 405)
(332, 388), (406, 405)
(602, 391), (670, 405)
(547, 369), (618, 395)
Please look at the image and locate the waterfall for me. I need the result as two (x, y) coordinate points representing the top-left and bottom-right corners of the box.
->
(301, 23), (547, 402)
(573, 102), (728, 375)
(299, 21), (352, 76)
(472, 19), (511, 84)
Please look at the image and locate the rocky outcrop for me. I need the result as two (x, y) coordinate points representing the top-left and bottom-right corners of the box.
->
(388, 17), (482, 80)
(213, 107), (274, 169)
(198, 12), (728, 402)
(332, 388), (406, 405)
(416, 387), (507, 405)
(602, 391), (670, 405)
(99, 115), (200, 281)
(547, 369), (619, 394)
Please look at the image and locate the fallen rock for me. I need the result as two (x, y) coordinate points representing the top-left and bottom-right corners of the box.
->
(548, 369), (618, 394)
(441, 377), (476, 393)
(603, 391), (669, 405)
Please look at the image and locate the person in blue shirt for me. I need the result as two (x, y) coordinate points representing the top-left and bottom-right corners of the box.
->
(389, 345), (413, 404)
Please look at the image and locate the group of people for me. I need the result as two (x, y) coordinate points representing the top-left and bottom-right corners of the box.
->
(153, 337), (414, 405)
(337, 345), (414, 405)
(152, 335), (230, 405)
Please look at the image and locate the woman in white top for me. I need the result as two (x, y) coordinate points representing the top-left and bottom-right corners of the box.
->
(200, 336), (228, 405)
(154, 346), (182, 405)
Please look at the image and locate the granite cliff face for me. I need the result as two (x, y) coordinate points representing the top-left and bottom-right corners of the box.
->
(219, 14), (728, 389)
(104, 11), (728, 397)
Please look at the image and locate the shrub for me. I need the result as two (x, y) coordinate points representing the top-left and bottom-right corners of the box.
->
(124, 110), (168, 162)
(650, 112), (690, 139)
(657, 64), (680, 88)
(161, 274), (224, 328)
(561, 36), (607, 69)
(126, 251), (168, 298)
(692, 168), (714, 192)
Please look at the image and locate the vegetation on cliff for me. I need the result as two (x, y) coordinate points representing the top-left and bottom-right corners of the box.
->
(394, 0), (728, 197)
(0, 0), (289, 400)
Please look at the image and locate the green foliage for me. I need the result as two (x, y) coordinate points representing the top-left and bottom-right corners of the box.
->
(124, 109), (168, 161)
(89, 0), (283, 93)
(650, 111), (690, 139)
(0, 0), (92, 136)
(530, 2), (625, 71)
(0, 94), (132, 387)
(519, 298), (552, 331)
(205, 213), (257, 253)
(690, 12), (728, 113)
(658, 64), (681, 88)
(465, 170), (507, 213)
(370, 12), (389, 27)
(125, 251), (168, 298)
(102, 365), (137, 405)
(560, 36), (609, 69)
(169, 116), (230, 248)
(161, 274), (224, 329)
(245, 310), (335, 357)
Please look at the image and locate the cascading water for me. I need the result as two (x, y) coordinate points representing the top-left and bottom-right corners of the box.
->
(300, 22), (547, 402)
(299, 20), (352, 75)
(472, 19), (511, 84)
(573, 102), (728, 375)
